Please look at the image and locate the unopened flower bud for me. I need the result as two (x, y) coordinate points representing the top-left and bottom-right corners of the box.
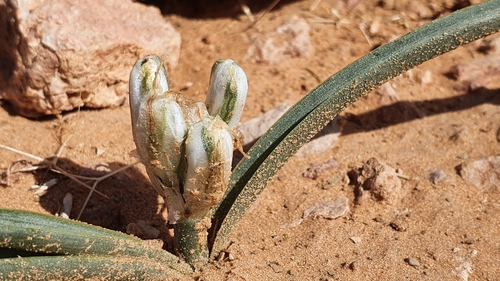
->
(183, 116), (233, 218)
(129, 55), (188, 223)
(145, 96), (188, 187)
(129, 55), (170, 124)
(130, 55), (186, 187)
(205, 59), (248, 129)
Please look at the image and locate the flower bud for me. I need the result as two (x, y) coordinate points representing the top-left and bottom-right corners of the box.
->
(129, 55), (188, 223)
(205, 59), (248, 129)
(144, 95), (188, 187)
(129, 55), (186, 187)
(129, 55), (170, 123)
(183, 116), (233, 218)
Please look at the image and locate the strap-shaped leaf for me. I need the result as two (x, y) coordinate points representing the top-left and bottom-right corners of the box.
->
(209, 0), (500, 257)
(0, 209), (192, 275)
(0, 255), (186, 280)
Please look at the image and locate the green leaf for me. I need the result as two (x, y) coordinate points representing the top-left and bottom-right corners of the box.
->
(209, 0), (500, 257)
(0, 255), (185, 280)
(0, 209), (192, 276)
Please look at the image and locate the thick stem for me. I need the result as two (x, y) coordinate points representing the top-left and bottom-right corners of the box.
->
(173, 217), (210, 269)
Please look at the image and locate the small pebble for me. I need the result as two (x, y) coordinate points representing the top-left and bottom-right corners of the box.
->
(348, 261), (356, 271)
(303, 197), (349, 220)
(429, 169), (446, 184)
(268, 262), (283, 273)
(459, 155), (500, 190)
(405, 257), (420, 267)
(60, 192), (73, 219)
(350, 236), (362, 244)
(389, 220), (407, 232)
(327, 270), (337, 278)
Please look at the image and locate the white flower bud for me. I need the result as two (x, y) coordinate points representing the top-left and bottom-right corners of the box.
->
(129, 55), (169, 124)
(143, 96), (187, 187)
(129, 55), (187, 187)
(183, 116), (233, 218)
(205, 59), (248, 129)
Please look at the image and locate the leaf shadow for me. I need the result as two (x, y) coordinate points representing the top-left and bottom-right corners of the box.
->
(32, 158), (172, 248)
(341, 87), (500, 135)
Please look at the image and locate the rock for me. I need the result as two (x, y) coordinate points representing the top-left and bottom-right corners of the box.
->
(318, 172), (347, 190)
(478, 33), (500, 55)
(459, 155), (500, 190)
(389, 218), (408, 232)
(406, 2), (434, 19)
(268, 262), (283, 273)
(302, 197), (349, 220)
(405, 257), (420, 267)
(0, 0), (181, 117)
(349, 236), (362, 244)
(237, 104), (291, 145)
(301, 159), (339, 180)
(453, 257), (473, 281)
(429, 169), (446, 184)
(450, 56), (500, 90)
(417, 70), (433, 85)
(377, 82), (399, 106)
(351, 158), (402, 205)
(246, 17), (313, 65)
(237, 104), (341, 158)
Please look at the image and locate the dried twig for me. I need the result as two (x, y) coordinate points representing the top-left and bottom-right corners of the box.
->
(244, 0), (281, 30)
(237, 0), (254, 21)
(0, 142), (140, 220)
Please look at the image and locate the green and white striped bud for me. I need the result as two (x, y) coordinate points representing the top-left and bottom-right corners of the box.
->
(129, 55), (188, 223)
(143, 95), (187, 187)
(205, 59), (248, 129)
(129, 55), (186, 187)
(129, 55), (248, 226)
(183, 116), (233, 219)
(129, 55), (169, 123)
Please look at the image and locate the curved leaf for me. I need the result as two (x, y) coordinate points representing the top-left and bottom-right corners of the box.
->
(0, 209), (192, 275)
(0, 255), (186, 280)
(209, 0), (500, 257)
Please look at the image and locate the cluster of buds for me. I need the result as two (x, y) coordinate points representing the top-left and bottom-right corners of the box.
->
(129, 55), (248, 223)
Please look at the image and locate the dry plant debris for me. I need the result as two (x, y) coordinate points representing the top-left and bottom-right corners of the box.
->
(0, 141), (139, 220)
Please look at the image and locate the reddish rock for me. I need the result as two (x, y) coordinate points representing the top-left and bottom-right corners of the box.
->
(246, 17), (312, 65)
(351, 158), (402, 205)
(0, 0), (181, 117)
(459, 155), (500, 191)
(303, 197), (350, 220)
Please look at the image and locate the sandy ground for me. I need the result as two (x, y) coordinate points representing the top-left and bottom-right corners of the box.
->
(1, 0), (499, 280)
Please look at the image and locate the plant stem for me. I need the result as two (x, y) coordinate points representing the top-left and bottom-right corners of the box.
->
(174, 217), (210, 269)
(209, 0), (500, 258)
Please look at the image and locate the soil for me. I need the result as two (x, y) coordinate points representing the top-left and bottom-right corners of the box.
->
(1, 0), (499, 280)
